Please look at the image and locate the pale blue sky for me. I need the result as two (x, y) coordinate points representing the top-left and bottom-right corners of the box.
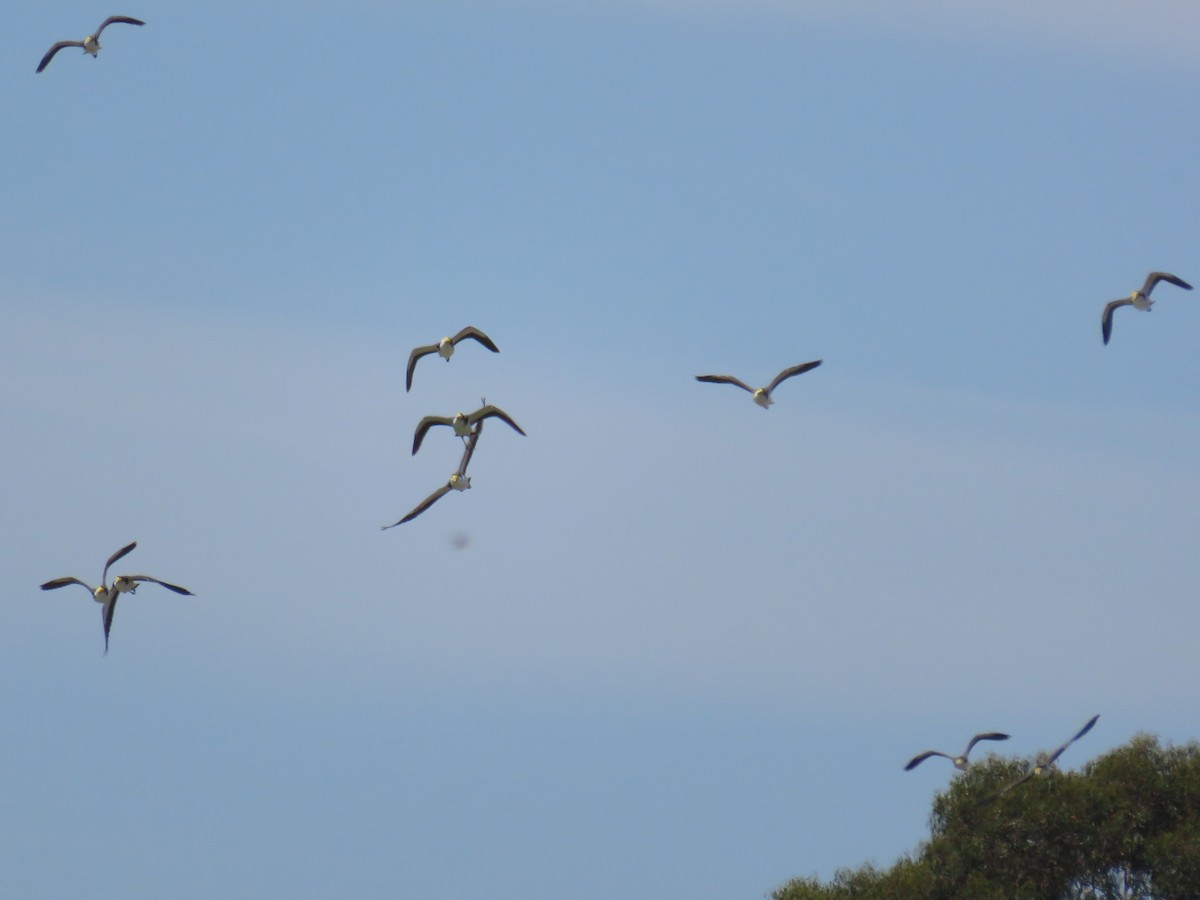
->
(4, 2), (1200, 898)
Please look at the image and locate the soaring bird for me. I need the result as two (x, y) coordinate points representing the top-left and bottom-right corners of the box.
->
(695, 360), (822, 408)
(905, 732), (1010, 772)
(411, 403), (525, 455)
(406, 326), (499, 392)
(1101, 272), (1192, 345)
(998, 714), (1101, 796)
(37, 16), (145, 73)
(40, 541), (193, 653)
(384, 418), (485, 529)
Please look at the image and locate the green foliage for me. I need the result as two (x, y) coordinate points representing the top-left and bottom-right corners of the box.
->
(771, 736), (1200, 900)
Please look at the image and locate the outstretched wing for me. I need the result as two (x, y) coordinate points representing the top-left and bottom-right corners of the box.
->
(695, 374), (755, 394)
(382, 482), (452, 529)
(412, 415), (455, 455)
(1044, 714), (1100, 766)
(1101, 298), (1131, 345)
(36, 41), (84, 73)
(450, 326), (499, 353)
(40, 576), (94, 595)
(101, 594), (118, 655)
(964, 732), (1010, 756)
(458, 417), (484, 476)
(119, 575), (195, 596)
(904, 749), (952, 771)
(405, 344), (439, 392)
(469, 405), (526, 436)
(102, 541), (138, 586)
(998, 768), (1038, 796)
(1142, 272), (1193, 296)
(95, 16), (146, 35)
(766, 359), (823, 395)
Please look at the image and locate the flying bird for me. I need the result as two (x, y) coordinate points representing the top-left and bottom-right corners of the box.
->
(998, 714), (1101, 796)
(695, 360), (822, 408)
(412, 404), (525, 455)
(406, 326), (499, 392)
(40, 541), (193, 653)
(1101, 272), (1192, 345)
(905, 732), (1010, 772)
(384, 418), (485, 529)
(37, 16), (145, 73)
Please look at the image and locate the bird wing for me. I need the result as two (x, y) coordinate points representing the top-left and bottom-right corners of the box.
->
(102, 541), (138, 586)
(766, 359), (823, 395)
(40, 576), (95, 595)
(101, 594), (118, 655)
(1143, 272), (1193, 295)
(119, 575), (195, 596)
(36, 41), (84, 73)
(1101, 298), (1131, 345)
(95, 16), (146, 35)
(451, 326), (499, 353)
(904, 750), (952, 771)
(1044, 714), (1100, 766)
(999, 768), (1037, 795)
(695, 374), (755, 394)
(469, 405), (526, 436)
(964, 732), (1010, 755)
(458, 417), (484, 475)
(405, 344), (439, 392)
(412, 415), (454, 455)
(382, 482), (453, 529)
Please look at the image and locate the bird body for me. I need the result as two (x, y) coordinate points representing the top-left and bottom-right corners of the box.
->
(695, 360), (822, 408)
(1101, 272), (1192, 344)
(37, 16), (145, 73)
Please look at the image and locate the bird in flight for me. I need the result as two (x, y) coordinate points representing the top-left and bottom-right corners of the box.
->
(384, 418), (485, 529)
(40, 541), (193, 653)
(904, 731), (1010, 772)
(1101, 272), (1192, 345)
(991, 714), (1101, 799)
(406, 326), (499, 392)
(695, 360), (822, 408)
(411, 403), (525, 455)
(37, 16), (145, 73)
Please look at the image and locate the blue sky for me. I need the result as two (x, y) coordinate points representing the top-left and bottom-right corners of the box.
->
(4, 2), (1200, 897)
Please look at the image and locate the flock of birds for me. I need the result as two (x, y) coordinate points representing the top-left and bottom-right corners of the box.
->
(904, 714), (1102, 801)
(30, 16), (1189, 807)
(387, 327), (525, 529)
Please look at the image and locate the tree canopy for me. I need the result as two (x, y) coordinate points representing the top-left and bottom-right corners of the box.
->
(773, 735), (1200, 900)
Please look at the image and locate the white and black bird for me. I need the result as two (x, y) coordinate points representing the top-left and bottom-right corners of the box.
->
(1101, 272), (1192, 345)
(999, 714), (1100, 795)
(406, 326), (499, 392)
(905, 732), (1010, 772)
(36, 16), (145, 73)
(695, 360), (822, 408)
(412, 404), (525, 455)
(384, 418), (485, 529)
(40, 541), (193, 653)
